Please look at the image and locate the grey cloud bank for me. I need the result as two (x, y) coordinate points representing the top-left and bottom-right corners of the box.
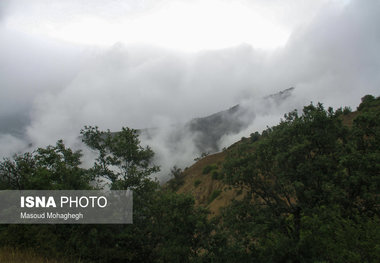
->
(0, 0), (379, 180)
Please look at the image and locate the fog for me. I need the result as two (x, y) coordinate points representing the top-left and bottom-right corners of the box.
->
(1, 0), (379, 180)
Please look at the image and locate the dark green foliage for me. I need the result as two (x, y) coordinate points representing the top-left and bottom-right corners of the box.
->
(1, 96), (379, 262)
(167, 166), (186, 191)
(80, 126), (159, 192)
(343, 106), (352, 115)
(194, 179), (201, 187)
(141, 192), (210, 263)
(208, 190), (222, 204)
(220, 101), (380, 262)
(202, 164), (217, 174)
(250, 131), (260, 142)
(357, 94), (380, 111)
(194, 152), (210, 162)
(0, 127), (211, 262)
(211, 170), (224, 180)
(0, 141), (94, 260)
(212, 170), (219, 180)
(67, 191), (211, 263)
(0, 140), (92, 190)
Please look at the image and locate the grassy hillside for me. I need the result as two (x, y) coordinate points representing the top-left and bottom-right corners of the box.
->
(172, 95), (380, 217)
(176, 151), (242, 217)
(167, 95), (380, 261)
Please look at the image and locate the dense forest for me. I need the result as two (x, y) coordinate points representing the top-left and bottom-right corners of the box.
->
(0, 95), (379, 262)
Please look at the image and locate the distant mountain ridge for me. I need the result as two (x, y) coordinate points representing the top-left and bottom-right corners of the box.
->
(186, 87), (295, 153)
(140, 87), (295, 154)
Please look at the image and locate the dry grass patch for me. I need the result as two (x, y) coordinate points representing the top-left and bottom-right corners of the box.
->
(0, 247), (82, 263)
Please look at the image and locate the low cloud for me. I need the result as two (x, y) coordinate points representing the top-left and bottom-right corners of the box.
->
(0, 0), (379, 181)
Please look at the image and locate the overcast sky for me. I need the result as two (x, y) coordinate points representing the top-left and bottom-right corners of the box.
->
(0, 0), (379, 173)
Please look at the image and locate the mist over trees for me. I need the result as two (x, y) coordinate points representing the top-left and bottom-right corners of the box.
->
(0, 95), (379, 262)
(0, 125), (210, 262)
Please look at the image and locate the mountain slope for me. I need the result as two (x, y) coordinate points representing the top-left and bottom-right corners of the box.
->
(171, 95), (379, 217)
(141, 87), (295, 158)
(186, 87), (295, 153)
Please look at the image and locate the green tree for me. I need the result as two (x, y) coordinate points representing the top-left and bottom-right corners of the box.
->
(80, 126), (159, 192)
(167, 166), (186, 191)
(0, 128), (211, 262)
(76, 126), (211, 262)
(0, 140), (91, 190)
(221, 102), (380, 262)
(341, 98), (380, 217)
(0, 140), (92, 260)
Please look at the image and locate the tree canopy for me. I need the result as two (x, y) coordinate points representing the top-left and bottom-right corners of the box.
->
(217, 98), (380, 262)
(0, 95), (379, 262)
(0, 126), (210, 262)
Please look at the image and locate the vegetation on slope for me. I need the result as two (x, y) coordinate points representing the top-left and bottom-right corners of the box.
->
(191, 95), (380, 262)
(0, 94), (379, 262)
(0, 247), (79, 263)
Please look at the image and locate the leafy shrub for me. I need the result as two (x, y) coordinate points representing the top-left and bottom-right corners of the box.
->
(0, 126), (211, 263)
(194, 180), (201, 187)
(250, 131), (260, 143)
(343, 106), (352, 115)
(220, 100), (380, 262)
(194, 152), (210, 161)
(212, 170), (224, 180)
(202, 164), (217, 174)
(208, 190), (222, 204)
(167, 166), (186, 191)
(357, 94), (380, 111)
(211, 171), (219, 180)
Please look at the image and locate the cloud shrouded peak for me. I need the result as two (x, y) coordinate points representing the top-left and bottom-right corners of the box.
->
(0, 0), (379, 180)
